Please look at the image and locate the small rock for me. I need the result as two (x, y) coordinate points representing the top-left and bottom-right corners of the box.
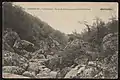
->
(64, 65), (81, 78)
(27, 61), (40, 74)
(22, 71), (36, 78)
(47, 55), (54, 59)
(36, 72), (51, 78)
(49, 71), (57, 78)
(3, 66), (25, 75)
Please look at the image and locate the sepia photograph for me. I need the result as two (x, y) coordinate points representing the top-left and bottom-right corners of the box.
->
(2, 2), (118, 79)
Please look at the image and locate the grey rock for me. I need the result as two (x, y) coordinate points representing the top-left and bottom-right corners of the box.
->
(49, 71), (57, 78)
(22, 71), (36, 78)
(2, 39), (14, 52)
(74, 54), (89, 65)
(47, 55), (54, 59)
(13, 39), (35, 52)
(3, 73), (30, 78)
(2, 50), (28, 70)
(102, 33), (118, 52)
(27, 61), (40, 75)
(3, 29), (20, 47)
(3, 66), (25, 75)
(56, 67), (71, 78)
(32, 54), (45, 60)
(36, 73), (51, 78)
(65, 65), (81, 78)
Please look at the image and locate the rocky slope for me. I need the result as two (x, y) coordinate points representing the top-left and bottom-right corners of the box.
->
(2, 2), (118, 79)
(2, 2), (66, 78)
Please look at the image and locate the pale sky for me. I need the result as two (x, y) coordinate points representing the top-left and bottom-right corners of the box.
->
(13, 2), (118, 34)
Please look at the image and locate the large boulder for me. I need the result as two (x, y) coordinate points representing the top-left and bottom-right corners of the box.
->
(65, 64), (99, 78)
(13, 40), (35, 59)
(86, 51), (100, 61)
(36, 73), (51, 78)
(45, 56), (60, 71)
(40, 67), (51, 73)
(65, 39), (91, 51)
(2, 50), (14, 66)
(13, 39), (35, 52)
(88, 61), (97, 67)
(3, 73), (30, 78)
(36, 68), (51, 78)
(3, 66), (25, 75)
(2, 50), (28, 70)
(64, 65), (81, 78)
(74, 54), (89, 65)
(36, 69), (56, 78)
(49, 71), (57, 78)
(22, 71), (36, 78)
(27, 59), (49, 75)
(27, 61), (40, 75)
(56, 67), (71, 78)
(76, 66), (99, 78)
(47, 55), (54, 59)
(91, 51), (118, 79)
(2, 38), (14, 52)
(102, 33), (118, 52)
(102, 52), (118, 79)
(3, 29), (21, 47)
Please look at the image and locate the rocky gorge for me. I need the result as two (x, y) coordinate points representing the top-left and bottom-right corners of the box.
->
(2, 2), (118, 79)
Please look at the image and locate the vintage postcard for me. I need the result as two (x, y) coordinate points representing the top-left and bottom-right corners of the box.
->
(2, 2), (118, 79)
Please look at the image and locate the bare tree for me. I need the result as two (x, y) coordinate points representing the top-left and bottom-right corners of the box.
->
(93, 17), (103, 52)
(93, 17), (100, 38)
(78, 21), (91, 34)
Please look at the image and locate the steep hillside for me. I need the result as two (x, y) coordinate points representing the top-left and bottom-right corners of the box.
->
(2, 2), (68, 49)
(2, 2), (118, 79)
